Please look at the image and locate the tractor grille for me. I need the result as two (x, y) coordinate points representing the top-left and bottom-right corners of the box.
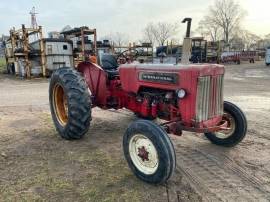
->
(196, 75), (224, 122)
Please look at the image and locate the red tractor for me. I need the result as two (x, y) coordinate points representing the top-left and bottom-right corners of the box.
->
(49, 21), (247, 184)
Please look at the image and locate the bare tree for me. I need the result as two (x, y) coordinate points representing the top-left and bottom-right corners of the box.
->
(230, 29), (261, 50)
(253, 34), (270, 50)
(142, 22), (178, 46)
(154, 22), (178, 46)
(207, 0), (246, 44)
(242, 31), (261, 50)
(143, 23), (156, 46)
(197, 16), (222, 42)
(112, 32), (129, 47)
(229, 35), (245, 50)
(101, 32), (129, 47)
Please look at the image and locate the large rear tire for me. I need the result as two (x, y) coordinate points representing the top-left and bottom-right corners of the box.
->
(49, 67), (91, 140)
(123, 120), (176, 184)
(205, 101), (247, 147)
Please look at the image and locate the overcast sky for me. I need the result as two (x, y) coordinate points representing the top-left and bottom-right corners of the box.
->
(0, 0), (269, 41)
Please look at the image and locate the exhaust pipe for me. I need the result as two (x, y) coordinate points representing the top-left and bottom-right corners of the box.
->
(181, 18), (192, 64)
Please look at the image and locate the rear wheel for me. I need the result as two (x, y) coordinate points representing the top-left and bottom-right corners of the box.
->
(205, 101), (247, 147)
(49, 67), (91, 140)
(123, 120), (176, 184)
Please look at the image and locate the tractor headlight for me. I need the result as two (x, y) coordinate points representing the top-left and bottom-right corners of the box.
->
(176, 89), (186, 99)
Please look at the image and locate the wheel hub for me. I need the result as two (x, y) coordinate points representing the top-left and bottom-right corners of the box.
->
(138, 146), (149, 162)
(53, 84), (68, 126)
(129, 134), (159, 175)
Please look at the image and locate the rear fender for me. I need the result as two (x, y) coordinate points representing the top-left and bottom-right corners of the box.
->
(77, 62), (108, 106)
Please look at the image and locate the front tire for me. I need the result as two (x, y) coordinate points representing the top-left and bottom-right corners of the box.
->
(205, 101), (247, 147)
(49, 67), (91, 140)
(123, 120), (176, 184)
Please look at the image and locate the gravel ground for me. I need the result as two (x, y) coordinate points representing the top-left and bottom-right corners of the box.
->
(0, 61), (269, 201)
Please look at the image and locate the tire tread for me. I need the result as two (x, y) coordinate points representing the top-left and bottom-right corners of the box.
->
(49, 67), (91, 140)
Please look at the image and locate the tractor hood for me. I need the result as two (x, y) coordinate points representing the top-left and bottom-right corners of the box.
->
(119, 63), (225, 93)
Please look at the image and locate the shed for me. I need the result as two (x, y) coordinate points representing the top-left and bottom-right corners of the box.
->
(31, 38), (74, 73)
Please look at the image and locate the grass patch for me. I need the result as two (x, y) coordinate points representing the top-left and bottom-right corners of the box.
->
(0, 146), (147, 201)
(0, 112), (168, 201)
(0, 58), (6, 73)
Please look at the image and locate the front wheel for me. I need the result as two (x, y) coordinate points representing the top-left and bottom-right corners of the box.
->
(123, 120), (176, 184)
(205, 101), (247, 147)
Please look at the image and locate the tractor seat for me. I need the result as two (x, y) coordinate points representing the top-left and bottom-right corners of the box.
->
(99, 53), (119, 79)
(105, 69), (119, 78)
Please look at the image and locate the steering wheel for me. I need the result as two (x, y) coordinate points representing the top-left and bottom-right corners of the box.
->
(116, 49), (139, 64)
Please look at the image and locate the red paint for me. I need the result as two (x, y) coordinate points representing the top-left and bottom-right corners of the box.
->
(78, 61), (226, 135)
(151, 102), (158, 118)
(141, 98), (150, 117)
(78, 62), (108, 106)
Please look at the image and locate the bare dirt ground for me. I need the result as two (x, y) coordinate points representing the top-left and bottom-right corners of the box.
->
(0, 61), (269, 201)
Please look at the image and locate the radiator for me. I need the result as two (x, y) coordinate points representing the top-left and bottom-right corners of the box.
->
(196, 75), (224, 122)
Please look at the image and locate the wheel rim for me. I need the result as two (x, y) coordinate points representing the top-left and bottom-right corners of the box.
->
(215, 112), (236, 139)
(53, 83), (68, 126)
(129, 134), (159, 175)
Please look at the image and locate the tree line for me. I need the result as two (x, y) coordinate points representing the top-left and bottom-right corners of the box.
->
(105, 0), (270, 50)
